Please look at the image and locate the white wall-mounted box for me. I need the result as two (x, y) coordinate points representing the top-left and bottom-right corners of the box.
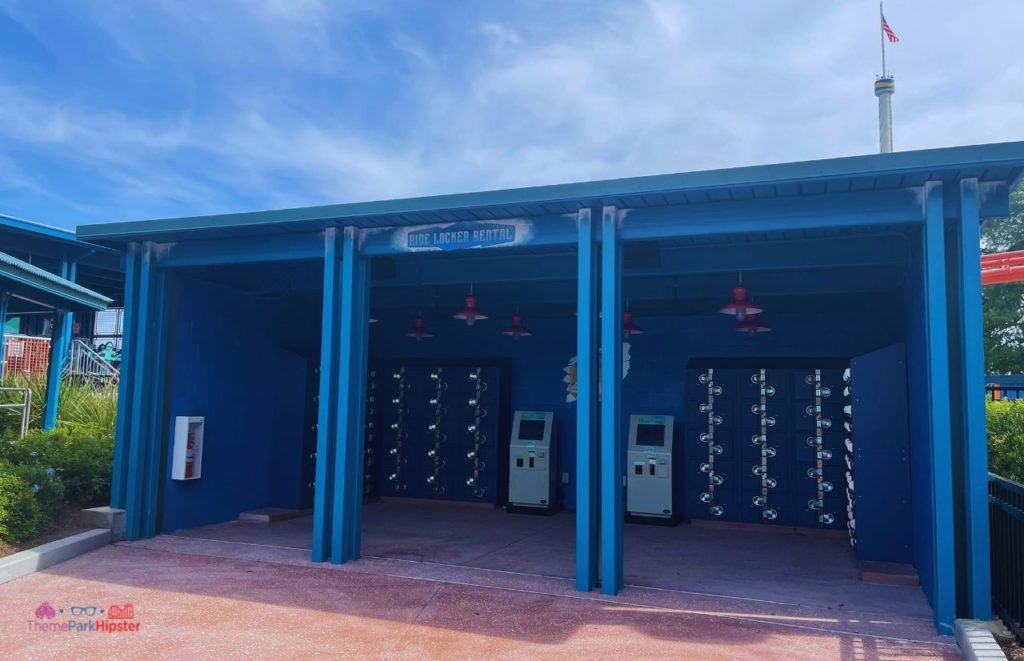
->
(171, 416), (204, 481)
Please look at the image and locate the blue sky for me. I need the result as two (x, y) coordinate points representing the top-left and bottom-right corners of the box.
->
(0, 0), (1022, 229)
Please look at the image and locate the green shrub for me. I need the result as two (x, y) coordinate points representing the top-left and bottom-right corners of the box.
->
(0, 429), (113, 507)
(5, 462), (66, 518)
(987, 399), (1024, 483)
(0, 471), (44, 542)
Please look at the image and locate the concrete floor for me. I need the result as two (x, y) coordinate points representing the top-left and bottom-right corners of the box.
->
(173, 498), (936, 618)
(0, 498), (958, 659)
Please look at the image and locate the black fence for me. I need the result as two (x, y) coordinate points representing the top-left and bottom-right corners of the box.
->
(991, 473), (1024, 642)
(987, 384), (1024, 401)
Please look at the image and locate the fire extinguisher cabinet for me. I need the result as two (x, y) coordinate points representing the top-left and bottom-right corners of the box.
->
(171, 416), (204, 481)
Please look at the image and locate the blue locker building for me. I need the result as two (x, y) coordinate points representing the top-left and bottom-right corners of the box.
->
(78, 142), (1024, 634)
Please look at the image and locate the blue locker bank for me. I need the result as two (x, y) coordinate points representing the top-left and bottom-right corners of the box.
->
(77, 142), (1024, 634)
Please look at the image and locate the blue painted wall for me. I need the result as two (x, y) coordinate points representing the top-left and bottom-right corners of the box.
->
(850, 342), (913, 563)
(161, 276), (309, 532)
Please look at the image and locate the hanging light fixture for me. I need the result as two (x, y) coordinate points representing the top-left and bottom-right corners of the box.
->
(719, 274), (763, 321)
(405, 314), (433, 341)
(735, 314), (771, 337)
(502, 306), (533, 340)
(453, 283), (488, 326)
(622, 307), (644, 337)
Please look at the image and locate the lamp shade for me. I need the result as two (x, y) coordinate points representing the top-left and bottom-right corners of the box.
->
(453, 293), (488, 326)
(735, 313), (771, 337)
(622, 309), (644, 337)
(719, 284), (763, 321)
(405, 315), (433, 341)
(501, 313), (533, 340)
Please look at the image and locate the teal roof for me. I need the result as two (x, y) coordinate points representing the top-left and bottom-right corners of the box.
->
(78, 141), (1024, 244)
(0, 250), (111, 312)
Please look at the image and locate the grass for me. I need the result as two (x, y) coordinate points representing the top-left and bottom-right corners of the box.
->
(0, 375), (118, 437)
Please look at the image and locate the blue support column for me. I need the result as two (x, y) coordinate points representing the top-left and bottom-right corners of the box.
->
(956, 178), (992, 619)
(599, 205), (624, 595)
(111, 245), (140, 510)
(346, 251), (370, 560)
(141, 268), (171, 538)
(0, 292), (9, 379)
(312, 229), (341, 562)
(330, 226), (363, 563)
(124, 244), (153, 540)
(922, 182), (957, 634)
(42, 259), (76, 430)
(575, 208), (599, 592)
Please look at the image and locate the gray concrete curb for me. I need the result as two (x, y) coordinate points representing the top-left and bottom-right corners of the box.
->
(956, 619), (1008, 661)
(0, 528), (111, 585)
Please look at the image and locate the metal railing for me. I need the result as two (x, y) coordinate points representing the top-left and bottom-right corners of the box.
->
(0, 386), (32, 438)
(63, 339), (120, 384)
(987, 384), (1024, 401)
(991, 472), (1024, 642)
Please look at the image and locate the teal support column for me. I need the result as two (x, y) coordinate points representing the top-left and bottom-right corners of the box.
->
(59, 261), (77, 368)
(330, 226), (364, 564)
(312, 229), (341, 562)
(0, 292), (9, 379)
(575, 208), (599, 592)
(599, 205), (624, 595)
(923, 182), (957, 634)
(955, 178), (992, 619)
(42, 259), (76, 429)
(123, 244), (153, 540)
(111, 245), (140, 509)
(345, 250), (370, 561)
(141, 268), (171, 538)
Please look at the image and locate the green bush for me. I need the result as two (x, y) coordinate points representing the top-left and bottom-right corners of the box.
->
(987, 399), (1024, 483)
(0, 471), (44, 542)
(0, 429), (113, 507)
(5, 462), (66, 518)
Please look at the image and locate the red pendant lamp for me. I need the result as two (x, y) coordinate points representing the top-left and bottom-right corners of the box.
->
(502, 307), (533, 340)
(622, 308), (644, 337)
(719, 274), (763, 321)
(735, 313), (771, 337)
(453, 284), (488, 326)
(405, 314), (433, 341)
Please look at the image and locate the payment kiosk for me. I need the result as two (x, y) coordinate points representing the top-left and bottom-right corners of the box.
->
(627, 414), (675, 520)
(507, 411), (557, 512)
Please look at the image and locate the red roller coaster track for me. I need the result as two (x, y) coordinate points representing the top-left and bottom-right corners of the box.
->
(982, 251), (1024, 286)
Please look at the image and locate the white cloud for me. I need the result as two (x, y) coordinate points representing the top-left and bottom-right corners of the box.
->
(0, 0), (1021, 226)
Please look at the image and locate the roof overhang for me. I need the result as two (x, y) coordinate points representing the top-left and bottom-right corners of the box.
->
(0, 251), (112, 312)
(77, 141), (1024, 246)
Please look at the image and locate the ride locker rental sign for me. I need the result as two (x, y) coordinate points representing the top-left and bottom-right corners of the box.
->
(374, 219), (534, 253)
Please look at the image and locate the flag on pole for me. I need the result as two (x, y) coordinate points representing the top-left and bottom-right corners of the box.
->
(881, 15), (900, 43)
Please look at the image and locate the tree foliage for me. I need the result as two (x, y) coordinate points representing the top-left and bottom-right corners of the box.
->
(982, 181), (1024, 374)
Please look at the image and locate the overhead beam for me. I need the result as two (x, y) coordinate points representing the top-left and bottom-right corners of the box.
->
(621, 188), (923, 240)
(156, 232), (325, 268)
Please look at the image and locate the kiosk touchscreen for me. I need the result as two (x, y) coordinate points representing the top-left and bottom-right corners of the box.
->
(508, 411), (556, 510)
(627, 414), (675, 519)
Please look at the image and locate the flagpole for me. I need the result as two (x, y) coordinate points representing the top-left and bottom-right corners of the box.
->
(880, 2), (886, 75)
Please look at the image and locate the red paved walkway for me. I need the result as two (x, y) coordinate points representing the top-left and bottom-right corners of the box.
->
(0, 543), (958, 660)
